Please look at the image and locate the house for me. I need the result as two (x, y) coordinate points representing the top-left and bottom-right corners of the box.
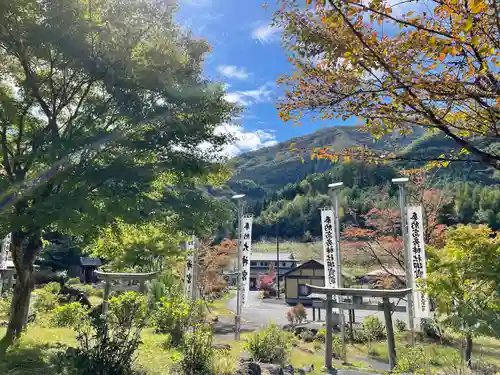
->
(79, 257), (102, 284)
(222, 252), (298, 290)
(283, 259), (353, 305)
(250, 252), (298, 290)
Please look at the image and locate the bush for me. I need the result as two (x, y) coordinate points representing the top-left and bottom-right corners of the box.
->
(0, 293), (12, 317)
(108, 292), (148, 328)
(44, 282), (62, 294)
(65, 309), (147, 375)
(211, 350), (237, 375)
(332, 335), (344, 359)
(313, 340), (322, 351)
(363, 316), (385, 340)
(316, 328), (326, 343)
(421, 318), (443, 340)
(178, 327), (214, 375)
(395, 319), (407, 332)
(67, 277), (81, 285)
(394, 346), (430, 374)
(351, 327), (369, 344)
(299, 330), (315, 343)
(245, 324), (293, 364)
(153, 295), (204, 347)
(50, 302), (89, 328)
(74, 284), (104, 298)
(34, 288), (59, 313)
(286, 303), (307, 326)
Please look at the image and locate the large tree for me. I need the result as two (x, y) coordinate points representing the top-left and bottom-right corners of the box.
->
(425, 225), (500, 366)
(274, 0), (500, 170)
(0, 0), (235, 350)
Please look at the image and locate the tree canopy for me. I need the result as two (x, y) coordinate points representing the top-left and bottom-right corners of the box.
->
(274, 0), (499, 170)
(0, 0), (235, 348)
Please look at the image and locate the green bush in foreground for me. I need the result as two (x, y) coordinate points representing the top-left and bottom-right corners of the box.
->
(363, 316), (385, 340)
(178, 327), (214, 375)
(245, 324), (293, 364)
(50, 302), (89, 328)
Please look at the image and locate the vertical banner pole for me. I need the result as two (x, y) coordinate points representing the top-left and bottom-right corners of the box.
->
(406, 205), (430, 320)
(396, 181), (415, 346)
(240, 215), (253, 309)
(235, 198), (243, 340)
(183, 235), (196, 300)
(331, 186), (346, 362)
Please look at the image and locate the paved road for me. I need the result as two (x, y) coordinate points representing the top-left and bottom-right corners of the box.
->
(227, 291), (409, 327)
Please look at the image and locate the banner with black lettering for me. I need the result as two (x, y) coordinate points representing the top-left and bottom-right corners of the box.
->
(183, 236), (197, 300)
(240, 215), (253, 308)
(321, 208), (339, 289)
(406, 205), (430, 318)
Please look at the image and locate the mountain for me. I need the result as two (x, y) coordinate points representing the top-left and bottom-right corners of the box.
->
(212, 125), (499, 240)
(228, 125), (420, 194)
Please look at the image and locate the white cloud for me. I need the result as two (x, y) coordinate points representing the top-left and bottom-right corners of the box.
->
(251, 24), (281, 44)
(181, 0), (212, 7)
(198, 124), (278, 158)
(217, 65), (249, 80)
(224, 82), (275, 107)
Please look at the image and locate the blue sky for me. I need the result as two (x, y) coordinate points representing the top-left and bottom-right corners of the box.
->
(177, 0), (356, 156)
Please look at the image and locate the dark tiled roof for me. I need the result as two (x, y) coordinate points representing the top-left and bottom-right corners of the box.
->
(80, 257), (102, 267)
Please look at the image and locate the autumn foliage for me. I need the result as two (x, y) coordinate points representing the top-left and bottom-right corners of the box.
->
(275, 0), (500, 170)
(197, 238), (237, 299)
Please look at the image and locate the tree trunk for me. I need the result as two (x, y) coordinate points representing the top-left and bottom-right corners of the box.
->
(465, 334), (473, 368)
(0, 230), (41, 355)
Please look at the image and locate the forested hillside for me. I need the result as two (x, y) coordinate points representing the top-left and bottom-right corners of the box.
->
(217, 126), (499, 240)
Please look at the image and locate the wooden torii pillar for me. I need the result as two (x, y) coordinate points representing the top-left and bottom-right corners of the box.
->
(95, 271), (157, 315)
(307, 285), (411, 371)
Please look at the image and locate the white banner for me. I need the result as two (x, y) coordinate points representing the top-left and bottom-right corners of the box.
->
(183, 236), (196, 300)
(321, 208), (339, 289)
(0, 233), (11, 271)
(406, 205), (430, 319)
(240, 215), (253, 308)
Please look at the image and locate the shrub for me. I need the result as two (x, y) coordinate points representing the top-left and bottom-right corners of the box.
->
(178, 327), (214, 375)
(153, 295), (204, 347)
(34, 288), (59, 313)
(313, 340), (322, 352)
(67, 277), (81, 285)
(286, 303), (307, 326)
(245, 324), (293, 364)
(0, 293), (12, 317)
(363, 316), (385, 340)
(108, 292), (148, 328)
(50, 302), (89, 328)
(332, 335), (344, 359)
(351, 327), (369, 344)
(65, 310), (147, 375)
(395, 319), (407, 332)
(299, 330), (315, 343)
(394, 345), (430, 374)
(75, 284), (104, 298)
(421, 318), (443, 340)
(211, 350), (237, 375)
(316, 327), (326, 343)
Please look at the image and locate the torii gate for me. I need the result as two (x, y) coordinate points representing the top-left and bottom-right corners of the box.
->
(95, 271), (157, 314)
(307, 285), (411, 371)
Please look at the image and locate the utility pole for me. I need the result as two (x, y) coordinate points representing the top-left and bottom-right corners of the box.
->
(328, 182), (346, 361)
(232, 194), (245, 340)
(392, 177), (415, 346)
(276, 220), (280, 299)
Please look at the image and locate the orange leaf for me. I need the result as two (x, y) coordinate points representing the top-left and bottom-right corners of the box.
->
(439, 52), (446, 61)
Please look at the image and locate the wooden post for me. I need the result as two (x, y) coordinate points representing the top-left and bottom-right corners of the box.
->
(313, 307), (316, 321)
(383, 298), (397, 370)
(102, 281), (111, 315)
(139, 280), (146, 294)
(319, 307), (321, 321)
(325, 294), (333, 370)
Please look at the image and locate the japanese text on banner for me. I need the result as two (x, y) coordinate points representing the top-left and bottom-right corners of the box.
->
(406, 205), (430, 319)
(320, 208), (337, 289)
(240, 215), (253, 308)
